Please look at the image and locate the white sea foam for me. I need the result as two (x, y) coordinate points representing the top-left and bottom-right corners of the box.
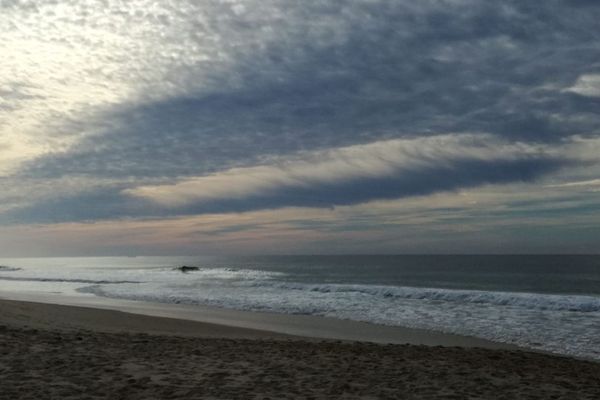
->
(244, 282), (600, 312)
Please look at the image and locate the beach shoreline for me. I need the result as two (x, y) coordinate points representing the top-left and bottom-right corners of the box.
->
(1, 256), (598, 361)
(0, 290), (518, 349)
(1, 298), (599, 399)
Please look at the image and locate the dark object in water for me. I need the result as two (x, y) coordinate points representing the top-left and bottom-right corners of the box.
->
(173, 266), (199, 273)
(0, 266), (21, 272)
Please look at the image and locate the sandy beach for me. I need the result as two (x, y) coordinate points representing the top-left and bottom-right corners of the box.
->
(1, 299), (599, 399)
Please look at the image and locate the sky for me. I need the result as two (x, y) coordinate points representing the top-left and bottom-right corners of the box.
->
(1, 0), (600, 256)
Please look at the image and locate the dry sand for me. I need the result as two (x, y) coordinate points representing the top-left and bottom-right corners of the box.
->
(1, 299), (599, 399)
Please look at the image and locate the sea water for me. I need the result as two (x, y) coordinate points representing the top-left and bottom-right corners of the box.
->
(0, 255), (599, 360)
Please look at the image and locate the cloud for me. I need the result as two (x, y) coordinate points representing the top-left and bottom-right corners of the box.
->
(2, 184), (600, 256)
(6, 133), (590, 225)
(546, 179), (600, 189)
(14, 0), (600, 183)
(125, 133), (565, 209)
(1, 0), (600, 254)
(566, 74), (600, 97)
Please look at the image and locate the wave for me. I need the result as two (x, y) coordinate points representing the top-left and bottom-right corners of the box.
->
(0, 265), (281, 287)
(245, 281), (600, 313)
(0, 276), (139, 285)
(0, 266), (21, 272)
(167, 266), (286, 280)
(3, 263), (598, 313)
(78, 277), (600, 313)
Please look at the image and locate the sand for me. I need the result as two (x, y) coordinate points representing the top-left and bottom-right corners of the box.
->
(1, 299), (599, 399)
(0, 291), (519, 348)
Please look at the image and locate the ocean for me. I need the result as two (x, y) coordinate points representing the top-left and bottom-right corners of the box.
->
(0, 255), (599, 360)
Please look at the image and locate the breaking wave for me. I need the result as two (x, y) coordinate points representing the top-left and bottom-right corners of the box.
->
(0, 276), (140, 285)
(248, 282), (600, 313)
(0, 266), (21, 272)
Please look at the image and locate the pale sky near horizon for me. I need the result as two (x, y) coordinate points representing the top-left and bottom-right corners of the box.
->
(1, 0), (600, 256)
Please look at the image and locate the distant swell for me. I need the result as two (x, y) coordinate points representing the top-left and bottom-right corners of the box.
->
(0, 276), (139, 285)
(169, 267), (285, 279)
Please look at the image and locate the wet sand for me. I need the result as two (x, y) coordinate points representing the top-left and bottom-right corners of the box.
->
(0, 291), (520, 348)
(1, 299), (599, 399)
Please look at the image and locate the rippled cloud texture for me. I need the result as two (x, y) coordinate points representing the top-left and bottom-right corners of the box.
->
(1, 0), (600, 255)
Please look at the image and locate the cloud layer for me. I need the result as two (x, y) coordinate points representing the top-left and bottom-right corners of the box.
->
(8, 0), (600, 180)
(125, 134), (566, 209)
(1, 0), (600, 253)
